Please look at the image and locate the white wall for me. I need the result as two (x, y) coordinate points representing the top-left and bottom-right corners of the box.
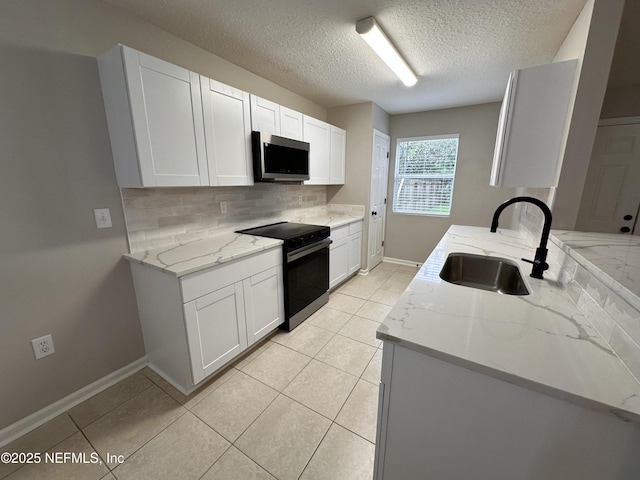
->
(0, 0), (327, 430)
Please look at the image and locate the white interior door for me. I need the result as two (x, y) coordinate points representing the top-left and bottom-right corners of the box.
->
(369, 130), (390, 269)
(577, 123), (640, 234)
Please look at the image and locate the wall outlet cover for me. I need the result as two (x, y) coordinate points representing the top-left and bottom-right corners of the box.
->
(31, 334), (55, 360)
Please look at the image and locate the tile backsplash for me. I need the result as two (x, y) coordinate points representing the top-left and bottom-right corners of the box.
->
(518, 187), (554, 241)
(549, 238), (640, 384)
(122, 184), (328, 253)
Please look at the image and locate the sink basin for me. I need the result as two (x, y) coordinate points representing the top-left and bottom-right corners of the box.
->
(439, 253), (530, 295)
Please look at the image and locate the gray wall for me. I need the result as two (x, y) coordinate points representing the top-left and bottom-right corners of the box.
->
(327, 102), (390, 270)
(384, 103), (517, 263)
(0, 46), (145, 429)
(601, 85), (640, 118)
(0, 0), (328, 430)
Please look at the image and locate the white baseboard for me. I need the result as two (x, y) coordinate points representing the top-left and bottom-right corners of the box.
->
(0, 357), (148, 448)
(382, 256), (423, 268)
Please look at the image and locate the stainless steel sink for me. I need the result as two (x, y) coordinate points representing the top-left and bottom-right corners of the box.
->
(439, 253), (530, 295)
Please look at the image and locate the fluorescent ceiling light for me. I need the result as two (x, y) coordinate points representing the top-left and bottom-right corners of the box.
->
(356, 16), (417, 87)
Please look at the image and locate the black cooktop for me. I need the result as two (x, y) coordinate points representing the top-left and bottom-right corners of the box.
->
(237, 222), (330, 250)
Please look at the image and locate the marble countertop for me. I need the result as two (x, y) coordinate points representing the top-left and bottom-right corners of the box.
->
(124, 232), (283, 277)
(551, 230), (640, 312)
(296, 213), (364, 229)
(123, 212), (363, 276)
(377, 225), (640, 423)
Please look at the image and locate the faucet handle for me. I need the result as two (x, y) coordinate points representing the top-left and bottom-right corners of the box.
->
(521, 258), (549, 270)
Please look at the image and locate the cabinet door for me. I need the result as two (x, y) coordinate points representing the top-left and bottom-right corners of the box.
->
(183, 283), (248, 384)
(280, 106), (304, 141)
(330, 238), (349, 289)
(348, 231), (362, 275)
(243, 266), (285, 346)
(250, 95), (280, 135)
(490, 59), (577, 188)
(330, 126), (346, 184)
(201, 78), (253, 186)
(303, 116), (331, 185)
(122, 46), (209, 187)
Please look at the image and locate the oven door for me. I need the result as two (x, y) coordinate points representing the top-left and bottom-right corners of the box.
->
(285, 238), (331, 330)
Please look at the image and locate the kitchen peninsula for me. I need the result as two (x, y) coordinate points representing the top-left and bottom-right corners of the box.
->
(374, 225), (640, 480)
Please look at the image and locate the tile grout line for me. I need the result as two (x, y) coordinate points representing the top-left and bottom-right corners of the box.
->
(225, 315), (381, 479)
(75, 380), (157, 433)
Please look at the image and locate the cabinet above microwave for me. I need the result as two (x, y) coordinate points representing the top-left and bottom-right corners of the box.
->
(490, 59), (577, 188)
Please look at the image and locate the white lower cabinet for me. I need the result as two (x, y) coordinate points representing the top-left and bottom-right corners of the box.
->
(375, 342), (640, 480)
(184, 283), (248, 384)
(329, 220), (363, 289)
(329, 236), (349, 289)
(348, 229), (363, 275)
(243, 266), (285, 345)
(130, 247), (284, 394)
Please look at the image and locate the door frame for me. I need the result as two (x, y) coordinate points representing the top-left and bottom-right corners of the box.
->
(367, 129), (391, 272)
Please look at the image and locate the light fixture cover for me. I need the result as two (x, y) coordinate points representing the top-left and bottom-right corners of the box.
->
(356, 16), (417, 87)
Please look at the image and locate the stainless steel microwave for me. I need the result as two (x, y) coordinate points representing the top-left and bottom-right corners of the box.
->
(251, 131), (310, 182)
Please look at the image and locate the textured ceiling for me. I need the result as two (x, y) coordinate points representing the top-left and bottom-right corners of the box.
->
(101, 0), (604, 114)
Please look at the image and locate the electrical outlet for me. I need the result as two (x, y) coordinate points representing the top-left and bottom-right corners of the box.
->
(93, 208), (112, 229)
(220, 201), (227, 214)
(31, 334), (55, 360)
(299, 195), (303, 206)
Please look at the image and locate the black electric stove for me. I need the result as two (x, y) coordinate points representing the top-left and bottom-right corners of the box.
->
(237, 222), (331, 330)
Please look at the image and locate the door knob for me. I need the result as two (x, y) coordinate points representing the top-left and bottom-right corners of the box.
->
(624, 214), (633, 221)
(620, 226), (631, 233)
(371, 211), (377, 216)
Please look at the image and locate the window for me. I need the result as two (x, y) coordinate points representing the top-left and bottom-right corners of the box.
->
(392, 134), (459, 216)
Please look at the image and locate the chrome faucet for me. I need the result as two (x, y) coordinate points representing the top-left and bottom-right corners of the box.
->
(490, 196), (553, 279)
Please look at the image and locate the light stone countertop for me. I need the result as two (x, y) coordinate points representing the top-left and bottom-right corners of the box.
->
(296, 213), (364, 229)
(377, 225), (640, 423)
(551, 230), (640, 312)
(122, 212), (363, 276)
(123, 232), (283, 277)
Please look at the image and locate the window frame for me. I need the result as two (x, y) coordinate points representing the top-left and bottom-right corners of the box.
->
(392, 133), (460, 217)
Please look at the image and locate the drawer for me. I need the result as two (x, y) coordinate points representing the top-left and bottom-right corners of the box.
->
(331, 225), (348, 241)
(349, 220), (363, 235)
(180, 247), (282, 303)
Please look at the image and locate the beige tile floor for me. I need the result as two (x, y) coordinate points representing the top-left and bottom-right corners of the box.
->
(0, 262), (417, 480)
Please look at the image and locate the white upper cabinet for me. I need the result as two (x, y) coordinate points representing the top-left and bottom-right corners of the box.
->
(250, 95), (304, 141)
(490, 59), (578, 188)
(303, 116), (331, 185)
(303, 117), (346, 185)
(201, 78), (253, 186)
(330, 126), (346, 185)
(250, 95), (280, 135)
(279, 106), (304, 141)
(98, 45), (209, 187)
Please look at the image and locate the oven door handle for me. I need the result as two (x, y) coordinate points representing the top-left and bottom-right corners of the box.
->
(287, 238), (332, 263)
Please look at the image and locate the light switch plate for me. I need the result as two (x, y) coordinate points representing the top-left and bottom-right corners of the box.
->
(94, 208), (112, 229)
